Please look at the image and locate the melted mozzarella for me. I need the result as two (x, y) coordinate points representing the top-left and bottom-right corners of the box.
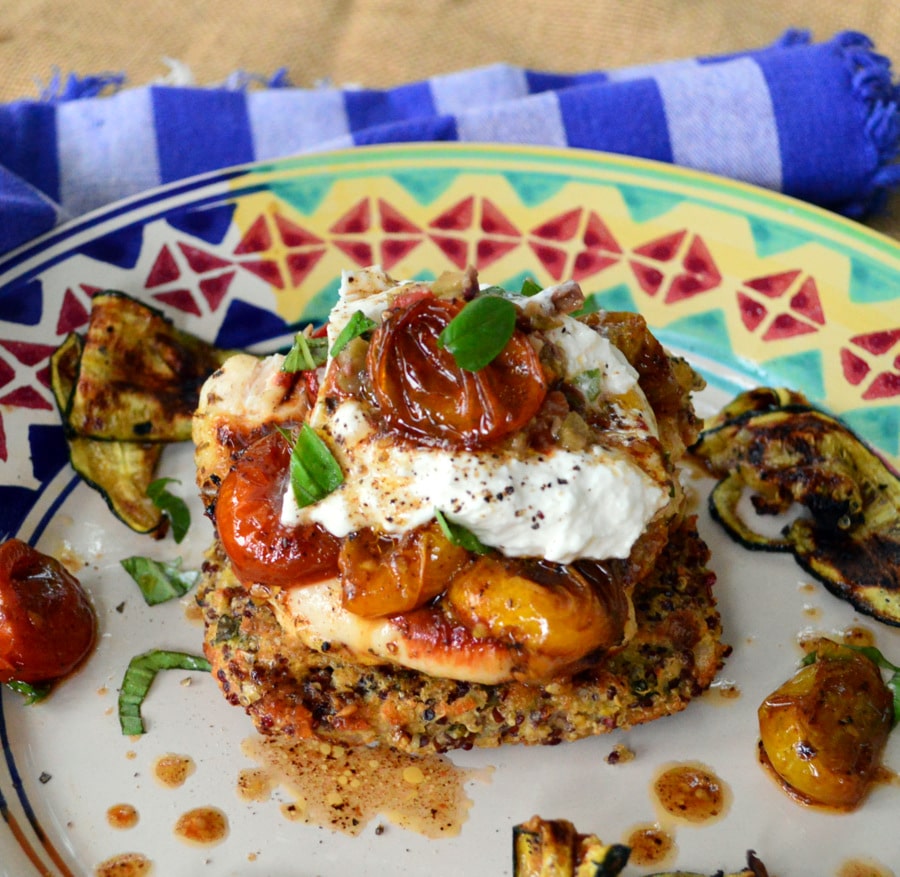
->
(274, 578), (516, 685)
(283, 400), (666, 563)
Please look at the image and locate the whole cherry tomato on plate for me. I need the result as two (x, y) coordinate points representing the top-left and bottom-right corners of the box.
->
(758, 638), (894, 810)
(0, 538), (97, 684)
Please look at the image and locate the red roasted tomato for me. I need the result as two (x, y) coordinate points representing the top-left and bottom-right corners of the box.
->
(366, 295), (547, 448)
(0, 538), (97, 684)
(215, 431), (341, 587)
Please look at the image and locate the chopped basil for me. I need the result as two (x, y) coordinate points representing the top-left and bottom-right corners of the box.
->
(280, 424), (344, 508)
(146, 478), (190, 544)
(435, 509), (490, 555)
(213, 613), (242, 645)
(282, 329), (328, 372)
(573, 368), (604, 402)
(437, 294), (518, 372)
(120, 555), (200, 606)
(803, 644), (900, 727)
(330, 310), (377, 358)
(5, 679), (51, 704)
(118, 649), (211, 735)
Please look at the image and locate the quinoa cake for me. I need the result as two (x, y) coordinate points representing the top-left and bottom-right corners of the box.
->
(193, 267), (727, 754)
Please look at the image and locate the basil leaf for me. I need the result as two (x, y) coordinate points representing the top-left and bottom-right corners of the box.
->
(520, 277), (543, 297)
(435, 509), (490, 555)
(120, 555), (200, 606)
(330, 310), (377, 358)
(146, 478), (190, 543)
(118, 649), (211, 735)
(282, 330), (328, 372)
(5, 679), (51, 704)
(437, 294), (517, 372)
(281, 424), (344, 508)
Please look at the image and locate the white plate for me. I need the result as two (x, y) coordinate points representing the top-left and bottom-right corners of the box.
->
(1, 144), (899, 877)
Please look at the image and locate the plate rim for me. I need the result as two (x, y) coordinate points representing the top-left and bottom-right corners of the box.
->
(1, 139), (899, 877)
(3, 143), (898, 285)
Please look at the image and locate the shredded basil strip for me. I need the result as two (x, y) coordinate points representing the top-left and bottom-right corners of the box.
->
(120, 555), (200, 606)
(437, 294), (517, 372)
(118, 649), (211, 735)
(330, 310), (377, 358)
(5, 679), (51, 705)
(803, 644), (900, 727)
(282, 330), (328, 372)
(435, 509), (490, 555)
(280, 424), (345, 508)
(146, 478), (190, 544)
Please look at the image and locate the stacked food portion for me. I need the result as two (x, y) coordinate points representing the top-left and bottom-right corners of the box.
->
(193, 267), (726, 753)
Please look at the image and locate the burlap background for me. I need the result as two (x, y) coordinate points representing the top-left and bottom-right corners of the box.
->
(1, 0), (898, 238)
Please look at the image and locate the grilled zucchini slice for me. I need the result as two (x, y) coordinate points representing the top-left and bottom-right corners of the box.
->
(50, 292), (235, 535)
(51, 329), (165, 534)
(67, 438), (165, 534)
(692, 388), (900, 625)
(513, 816), (630, 876)
(512, 817), (769, 877)
(65, 290), (233, 442)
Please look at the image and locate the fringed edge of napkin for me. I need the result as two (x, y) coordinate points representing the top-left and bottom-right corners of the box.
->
(36, 66), (292, 101)
(24, 29), (900, 219)
(834, 32), (900, 216)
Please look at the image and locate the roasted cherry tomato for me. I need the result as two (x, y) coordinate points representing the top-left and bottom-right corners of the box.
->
(758, 638), (893, 810)
(0, 538), (96, 684)
(445, 554), (629, 679)
(338, 521), (471, 617)
(215, 431), (340, 587)
(366, 295), (547, 448)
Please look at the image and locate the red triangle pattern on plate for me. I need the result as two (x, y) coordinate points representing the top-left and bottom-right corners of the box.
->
(0, 385), (52, 411)
(145, 244), (181, 287)
(234, 214), (272, 254)
(841, 329), (900, 399)
(0, 340), (58, 367)
(153, 289), (202, 316)
(627, 230), (722, 303)
(275, 213), (324, 248)
(56, 288), (91, 334)
(330, 198), (370, 235)
(428, 198), (521, 270)
(736, 270), (825, 341)
(178, 243), (231, 274)
(429, 196), (474, 232)
(199, 271), (236, 311)
(3, 190), (876, 468)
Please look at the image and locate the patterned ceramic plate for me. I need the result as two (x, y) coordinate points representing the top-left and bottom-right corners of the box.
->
(0, 144), (898, 877)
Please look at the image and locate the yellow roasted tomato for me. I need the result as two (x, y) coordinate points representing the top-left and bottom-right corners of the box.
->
(445, 555), (630, 678)
(757, 638), (894, 810)
(338, 521), (471, 617)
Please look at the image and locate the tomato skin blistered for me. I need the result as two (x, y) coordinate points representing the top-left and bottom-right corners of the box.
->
(757, 638), (894, 810)
(0, 538), (97, 684)
(366, 295), (548, 449)
(215, 431), (341, 588)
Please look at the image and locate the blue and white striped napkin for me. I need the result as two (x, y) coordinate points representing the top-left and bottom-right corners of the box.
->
(1, 29), (898, 256)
